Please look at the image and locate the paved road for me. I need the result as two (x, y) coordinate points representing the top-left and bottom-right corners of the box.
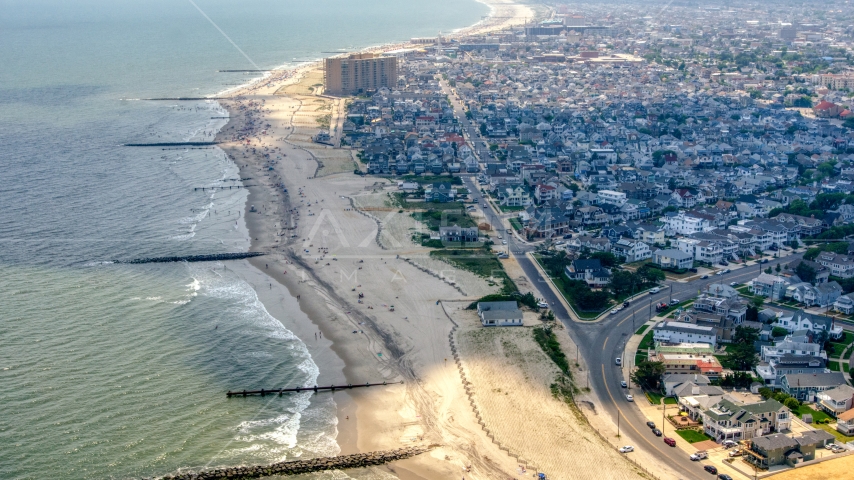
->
(534, 253), (800, 478)
(438, 80), (492, 162)
(462, 176), (803, 477)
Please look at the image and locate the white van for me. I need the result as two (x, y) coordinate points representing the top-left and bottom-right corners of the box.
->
(649, 287), (660, 294)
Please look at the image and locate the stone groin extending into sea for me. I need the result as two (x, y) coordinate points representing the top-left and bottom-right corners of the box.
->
(156, 446), (435, 479)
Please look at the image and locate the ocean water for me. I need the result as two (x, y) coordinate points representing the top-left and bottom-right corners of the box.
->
(0, 1), (488, 479)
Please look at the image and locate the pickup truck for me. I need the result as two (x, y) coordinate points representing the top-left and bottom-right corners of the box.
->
(689, 451), (708, 461)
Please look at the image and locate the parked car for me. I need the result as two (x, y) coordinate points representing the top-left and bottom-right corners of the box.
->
(718, 475), (733, 480)
(719, 260), (729, 266)
(701, 274), (709, 279)
(690, 451), (708, 461)
(715, 271), (725, 276)
(704, 465), (718, 475)
(723, 269), (730, 273)
(722, 440), (737, 448)
(729, 282), (738, 287)
(729, 449), (742, 457)
(620, 381), (627, 388)
(670, 299), (679, 306)
(649, 287), (660, 294)
(664, 437), (676, 447)
(610, 308), (619, 315)
(537, 301), (549, 308)
(688, 268), (698, 273)
(761, 259), (769, 264)
(625, 395), (633, 402)
(619, 445), (634, 453)
(652, 428), (662, 436)
(563, 234), (573, 239)
(623, 301), (630, 308)
(646, 421), (656, 429)
(615, 357), (622, 366)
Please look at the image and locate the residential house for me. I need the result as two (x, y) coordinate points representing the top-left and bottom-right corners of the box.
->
(676, 237), (723, 264)
(833, 293), (854, 314)
(816, 385), (854, 416)
(781, 372), (848, 401)
(746, 431), (833, 468)
(663, 211), (714, 236)
(567, 235), (611, 253)
(611, 238), (652, 263)
(750, 273), (790, 301)
(653, 321), (717, 346)
(772, 310), (844, 340)
(816, 251), (854, 279)
(476, 301), (524, 327)
(424, 182), (456, 202)
(439, 225), (480, 243)
(652, 248), (694, 270)
(655, 352), (723, 379)
(836, 409), (854, 435)
(664, 373), (713, 396)
(756, 354), (828, 388)
(564, 259), (611, 288)
(702, 398), (791, 444)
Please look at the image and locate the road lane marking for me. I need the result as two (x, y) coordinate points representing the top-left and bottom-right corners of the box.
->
(602, 337), (608, 351)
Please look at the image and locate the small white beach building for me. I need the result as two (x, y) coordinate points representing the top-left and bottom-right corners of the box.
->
(477, 301), (523, 327)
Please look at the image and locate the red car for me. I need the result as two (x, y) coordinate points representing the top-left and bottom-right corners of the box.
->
(664, 437), (676, 447)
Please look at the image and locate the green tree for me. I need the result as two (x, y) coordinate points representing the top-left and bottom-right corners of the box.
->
(722, 326), (760, 371)
(608, 270), (639, 297)
(590, 251), (619, 268)
(784, 397), (801, 410)
(637, 264), (666, 284)
(758, 387), (774, 400)
(796, 262), (817, 283)
(568, 183), (580, 192)
(631, 360), (666, 390)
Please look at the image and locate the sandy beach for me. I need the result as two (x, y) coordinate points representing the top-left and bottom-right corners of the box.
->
(204, 2), (653, 478)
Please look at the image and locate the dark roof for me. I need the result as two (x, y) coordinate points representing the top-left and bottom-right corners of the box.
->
(572, 259), (604, 271)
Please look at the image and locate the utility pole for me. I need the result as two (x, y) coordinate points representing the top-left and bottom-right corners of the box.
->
(618, 411), (621, 438)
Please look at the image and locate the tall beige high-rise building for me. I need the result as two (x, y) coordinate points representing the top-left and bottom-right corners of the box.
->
(324, 53), (398, 95)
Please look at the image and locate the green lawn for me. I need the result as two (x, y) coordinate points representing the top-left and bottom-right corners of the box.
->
(509, 218), (522, 232)
(835, 331), (854, 348)
(644, 391), (677, 405)
(430, 250), (514, 294)
(830, 361), (841, 372)
(635, 352), (648, 366)
(635, 324), (649, 335)
(646, 391), (664, 405)
(412, 209), (476, 230)
(499, 204), (526, 213)
(675, 429), (713, 443)
(794, 405), (835, 424)
(815, 423), (854, 443)
(639, 330), (655, 350)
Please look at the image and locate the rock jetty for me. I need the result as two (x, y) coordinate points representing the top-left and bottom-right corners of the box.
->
(155, 445), (435, 479)
(118, 252), (265, 264)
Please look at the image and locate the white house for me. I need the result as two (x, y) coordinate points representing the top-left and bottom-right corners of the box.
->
(611, 238), (652, 263)
(597, 189), (627, 205)
(663, 212), (714, 236)
(477, 301), (524, 327)
(653, 321), (717, 346)
(772, 310), (844, 340)
(652, 248), (694, 270)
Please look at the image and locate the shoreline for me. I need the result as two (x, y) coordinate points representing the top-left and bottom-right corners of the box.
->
(210, 1), (540, 478)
